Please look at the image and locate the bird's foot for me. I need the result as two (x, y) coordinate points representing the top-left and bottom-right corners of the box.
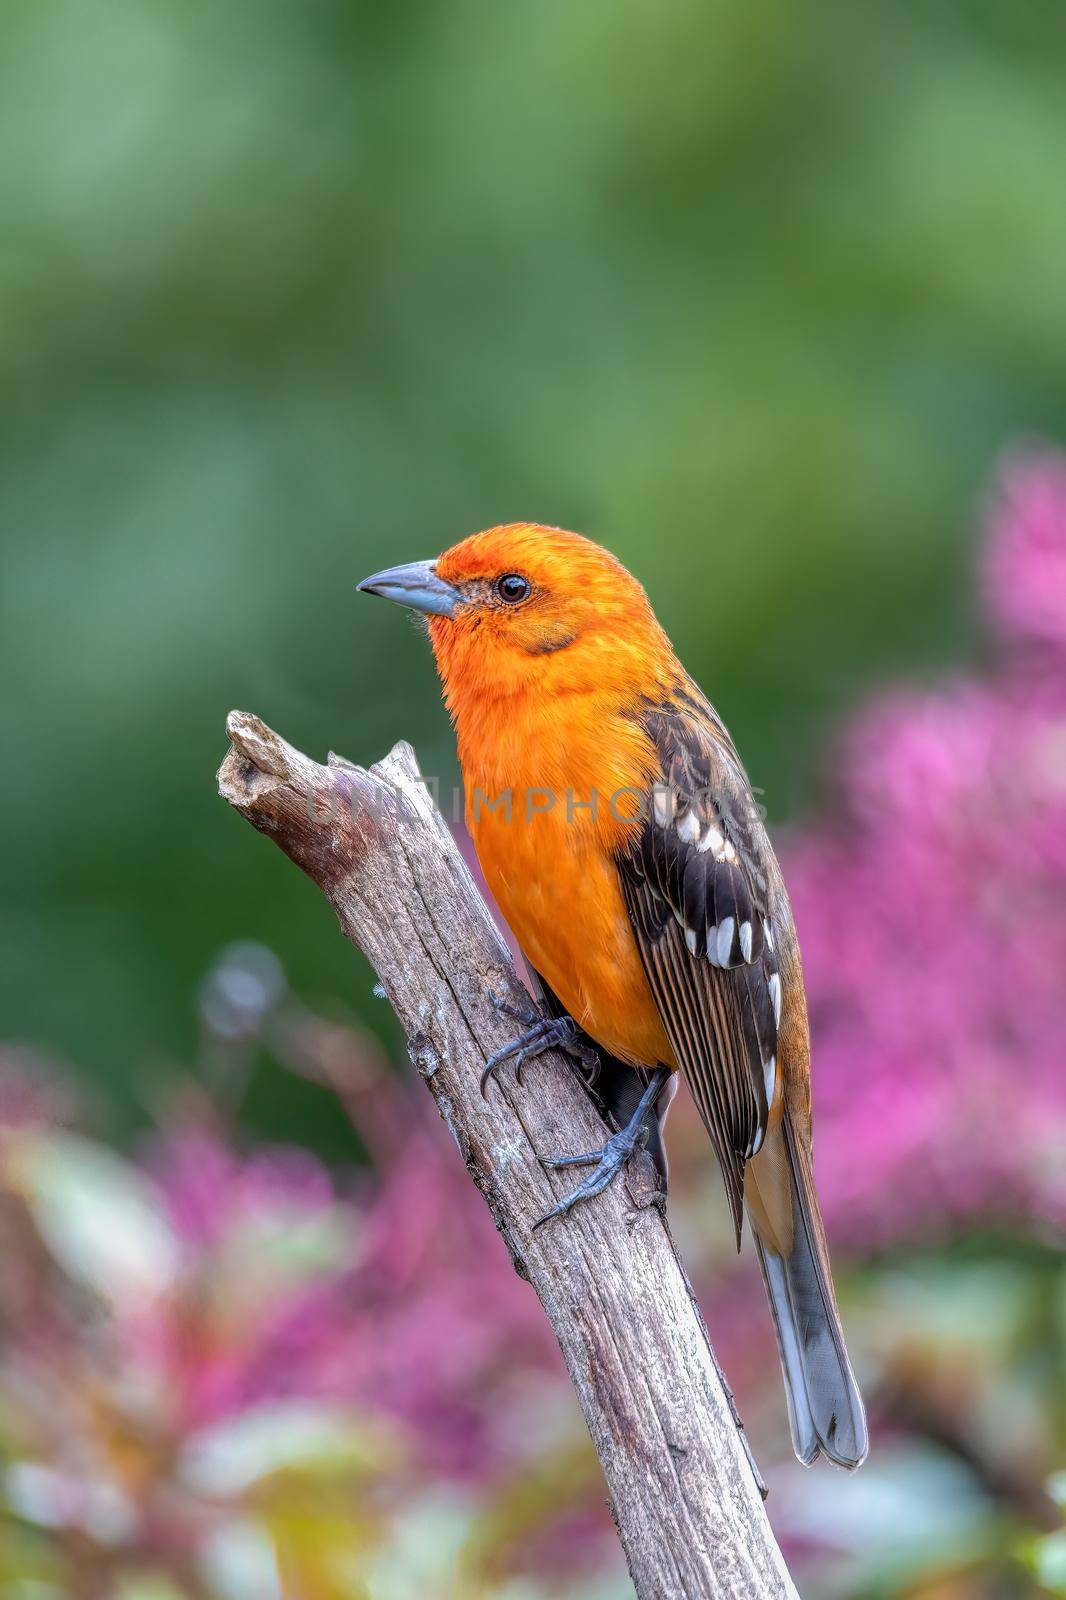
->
(480, 997), (600, 1098)
(533, 1066), (671, 1229)
(533, 1125), (649, 1228)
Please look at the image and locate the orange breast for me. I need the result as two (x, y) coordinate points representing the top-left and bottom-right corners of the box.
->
(460, 701), (676, 1070)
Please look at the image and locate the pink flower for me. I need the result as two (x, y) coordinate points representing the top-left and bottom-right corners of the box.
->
(983, 447), (1066, 664)
(142, 1112), (559, 1477)
(783, 448), (1066, 1247)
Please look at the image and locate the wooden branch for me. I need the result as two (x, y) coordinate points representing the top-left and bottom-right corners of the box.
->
(218, 711), (799, 1600)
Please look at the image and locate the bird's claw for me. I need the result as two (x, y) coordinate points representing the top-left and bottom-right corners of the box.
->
(479, 1015), (557, 1096)
(532, 1066), (670, 1229)
(480, 997), (601, 1097)
(533, 1126), (645, 1228)
(539, 1121), (649, 1171)
(566, 1034), (602, 1085)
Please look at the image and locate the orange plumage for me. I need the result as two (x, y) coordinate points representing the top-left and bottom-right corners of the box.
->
(360, 522), (868, 1469)
(432, 526), (674, 1068)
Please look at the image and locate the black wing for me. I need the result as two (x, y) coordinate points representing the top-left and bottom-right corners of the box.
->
(617, 697), (781, 1244)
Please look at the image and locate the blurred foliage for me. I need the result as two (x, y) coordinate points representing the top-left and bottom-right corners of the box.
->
(3, 5), (1066, 1598)
(3, 460), (1066, 1598)
(0, 938), (1062, 1600)
(0, 990), (628, 1600)
(3, 0), (1066, 1130)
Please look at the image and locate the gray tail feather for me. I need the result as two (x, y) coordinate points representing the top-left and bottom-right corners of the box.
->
(751, 1150), (868, 1469)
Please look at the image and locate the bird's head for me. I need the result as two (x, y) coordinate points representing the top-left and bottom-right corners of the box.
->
(359, 523), (673, 709)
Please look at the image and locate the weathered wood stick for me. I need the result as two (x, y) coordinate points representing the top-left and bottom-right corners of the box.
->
(217, 711), (798, 1600)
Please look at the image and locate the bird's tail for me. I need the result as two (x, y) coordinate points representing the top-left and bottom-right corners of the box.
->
(745, 1117), (868, 1469)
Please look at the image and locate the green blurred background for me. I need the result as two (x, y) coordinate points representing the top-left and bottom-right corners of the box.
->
(4, 0), (1066, 1140)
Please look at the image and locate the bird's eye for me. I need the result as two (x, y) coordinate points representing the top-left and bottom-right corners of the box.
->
(496, 573), (531, 604)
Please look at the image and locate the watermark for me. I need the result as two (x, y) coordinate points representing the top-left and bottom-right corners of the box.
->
(307, 774), (768, 830)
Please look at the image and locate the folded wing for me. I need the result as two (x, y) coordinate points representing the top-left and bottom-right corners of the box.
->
(616, 697), (781, 1245)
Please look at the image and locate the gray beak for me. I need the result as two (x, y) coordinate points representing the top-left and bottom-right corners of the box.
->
(357, 559), (463, 618)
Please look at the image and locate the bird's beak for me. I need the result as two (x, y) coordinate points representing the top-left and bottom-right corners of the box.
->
(357, 559), (464, 618)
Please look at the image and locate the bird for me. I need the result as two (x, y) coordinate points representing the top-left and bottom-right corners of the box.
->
(358, 523), (868, 1470)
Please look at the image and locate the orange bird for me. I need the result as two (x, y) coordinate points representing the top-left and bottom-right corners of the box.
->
(359, 523), (868, 1469)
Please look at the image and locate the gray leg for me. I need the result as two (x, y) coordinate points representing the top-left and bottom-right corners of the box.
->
(533, 1067), (672, 1228)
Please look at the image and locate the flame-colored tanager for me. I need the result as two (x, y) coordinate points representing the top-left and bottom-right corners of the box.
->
(359, 523), (867, 1470)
